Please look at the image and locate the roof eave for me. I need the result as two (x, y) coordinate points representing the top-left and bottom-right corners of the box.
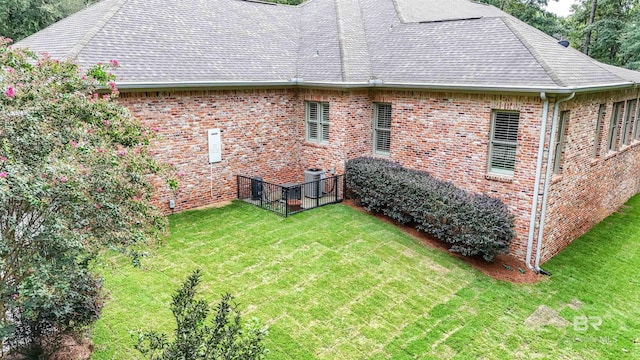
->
(115, 80), (639, 95)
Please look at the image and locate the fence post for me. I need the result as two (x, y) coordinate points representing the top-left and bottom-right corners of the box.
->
(316, 178), (320, 208)
(284, 186), (289, 217)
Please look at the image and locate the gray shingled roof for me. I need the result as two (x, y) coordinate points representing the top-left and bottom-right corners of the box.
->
(16, 0), (640, 93)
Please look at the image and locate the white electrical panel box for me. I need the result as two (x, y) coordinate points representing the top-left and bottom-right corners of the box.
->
(208, 129), (222, 163)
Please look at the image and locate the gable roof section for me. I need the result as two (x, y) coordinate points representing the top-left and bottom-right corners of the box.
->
(16, 0), (640, 93)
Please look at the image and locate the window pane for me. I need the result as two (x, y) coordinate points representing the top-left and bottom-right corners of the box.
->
(491, 143), (517, 173)
(308, 121), (318, 140)
(306, 102), (328, 142)
(593, 104), (605, 158)
(489, 111), (519, 175)
(493, 112), (520, 142)
(376, 129), (391, 153)
(321, 103), (330, 124)
(608, 102), (624, 150)
(308, 102), (318, 121)
(376, 104), (392, 129)
(321, 123), (329, 142)
(554, 111), (569, 174)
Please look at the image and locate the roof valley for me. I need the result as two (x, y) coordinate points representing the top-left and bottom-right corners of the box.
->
(67, 0), (129, 61)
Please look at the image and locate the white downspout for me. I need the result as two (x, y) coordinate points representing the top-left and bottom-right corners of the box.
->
(534, 92), (575, 271)
(525, 92), (549, 269)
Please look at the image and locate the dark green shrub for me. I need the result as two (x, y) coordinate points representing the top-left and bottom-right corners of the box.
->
(345, 157), (515, 261)
(135, 270), (268, 360)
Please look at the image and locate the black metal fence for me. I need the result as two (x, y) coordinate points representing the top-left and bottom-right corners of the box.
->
(237, 174), (344, 217)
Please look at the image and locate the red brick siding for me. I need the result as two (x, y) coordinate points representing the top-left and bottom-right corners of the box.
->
(542, 89), (640, 263)
(115, 87), (640, 264)
(118, 89), (303, 212)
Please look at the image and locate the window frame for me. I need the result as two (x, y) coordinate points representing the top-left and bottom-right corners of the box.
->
(305, 101), (330, 143)
(553, 111), (569, 174)
(621, 99), (636, 146)
(373, 103), (392, 156)
(593, 104), (606, 158)
(635, 97), (640, 141)
(607, 101), (624, 151)
(487, 110), (520, 176)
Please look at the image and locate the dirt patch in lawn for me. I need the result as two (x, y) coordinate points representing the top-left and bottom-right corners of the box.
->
(344, 200), (543, 284)
(524, 305), (571, 328)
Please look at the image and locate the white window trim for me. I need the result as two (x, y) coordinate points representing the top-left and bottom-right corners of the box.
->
(373, 103), (391, 156)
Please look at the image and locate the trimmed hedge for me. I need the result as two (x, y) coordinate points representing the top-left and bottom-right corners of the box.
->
(345, 157), (515, 262)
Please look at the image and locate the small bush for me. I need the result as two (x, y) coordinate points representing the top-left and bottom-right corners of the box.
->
(135, 270), (268, 360)
(4, 265), (104, 358)
(346, 157), (515, 261)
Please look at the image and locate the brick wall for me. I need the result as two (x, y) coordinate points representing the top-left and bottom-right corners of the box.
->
(295, 90), (545, 261)
(542, 88), (640, 263)
(116, 86), (640, 264)
(118, 89), (303, 212)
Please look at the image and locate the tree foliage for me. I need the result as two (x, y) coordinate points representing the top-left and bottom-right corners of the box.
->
(0, 37), (171, 357)
(477, 0), (565, 36)
(565, 0), (640, 69)
(135, 270), (269, 360)
(0, 0), (98, 41)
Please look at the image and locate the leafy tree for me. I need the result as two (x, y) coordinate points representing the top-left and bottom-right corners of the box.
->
(619, 8), (640, 69)
(0, 37), (171, 357)
(565, 0), (639, 67)
(135, 270), (268, 360)
(0, 0), (99, 41)
(477, 0), (566, 36)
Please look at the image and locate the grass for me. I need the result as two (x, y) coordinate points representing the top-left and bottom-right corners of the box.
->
(92, 198), (640, 359)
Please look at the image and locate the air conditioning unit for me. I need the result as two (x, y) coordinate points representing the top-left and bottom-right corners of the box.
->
(304, 168), (325, 198)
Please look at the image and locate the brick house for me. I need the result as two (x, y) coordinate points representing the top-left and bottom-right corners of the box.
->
(18, 0), (640, 270)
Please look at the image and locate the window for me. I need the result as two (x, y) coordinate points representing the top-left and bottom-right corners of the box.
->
(607, 101), (624, 151)
(593, 105), (606, 158)
(488, 110), (520, 176)
(621, 99), (637, 146)
(553, 111), (569, 174)
(306, 102), (329, 143)
(635, 99), (640, 140)
(374, 103), (392, 155)
(627, 99), (639, 141)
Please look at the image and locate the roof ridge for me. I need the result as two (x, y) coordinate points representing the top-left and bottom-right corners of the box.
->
(334, 0), (347, 82)
(293, 0), (304, 78)
(333, 0), (373, 82)
(67, 0), (129, 60)
(501, 16), (566, 88)
(356, 0), (375, 81)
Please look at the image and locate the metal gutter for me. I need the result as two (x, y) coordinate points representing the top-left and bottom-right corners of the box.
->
(115, 79), (638, 94)
(526, 92), (549, 270)
(534, 92), (576, 272)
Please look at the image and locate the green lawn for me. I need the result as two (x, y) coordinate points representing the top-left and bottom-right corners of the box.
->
(92, 199), (640, 359)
